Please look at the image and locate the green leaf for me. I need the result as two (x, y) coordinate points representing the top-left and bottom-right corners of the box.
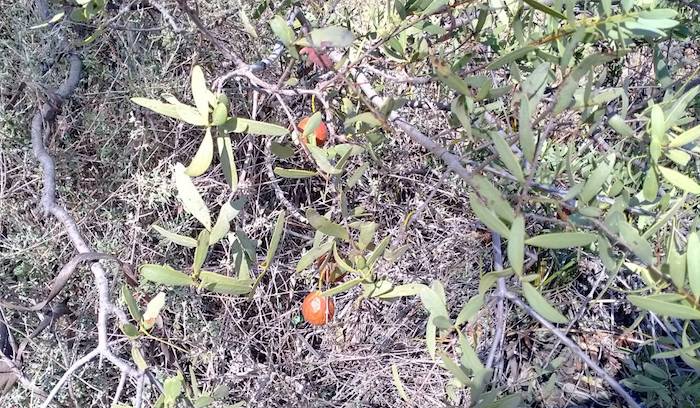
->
(609, 115), (635, 137)
(651, 105), (666, 142)
(163, 375), (183, 404)
(522, 282), (568, 324)
(211, 103), (228, 126)
(296, 240), (334, 272)
(688, 231), (700, 296)
(198, 271), (253, 295)
(131, 97), (182, 121)
(238, 8), (257, 38)
(507, 215), (525, 275)
(209, 198), (245, 245)
(642, 194), (687, 239)
(186, 128), (214, 177)
(619, 221), (654, 264)
(29, 11), (65, 29)
(469, 193), (510, 237)
(668, 239), (686, 289)
(438, 351), (470, 386)
(378, 283), (426, 299)
(344, 112), (381, 127)
(175, 104), (208, 126)
(332, 242), (359, 274)
(151, 224), (197, 248)
(120, 323), (140, 339)
(273, 167), (318, 178)
(455, 294), (484, 327)
(418, 286), (449, 319)
(523, 0), (566, 19)
(269, 15), (295, 46)
(140, 264), (194, 286)
(391, 365), (410, 402)
(525, 232), (597, 249)
(131, 346), (148, 370)
(216, 135), (238, 189)
(259, 211), (285, 271)
(121, 285), (142, 322)
(193, 230), (210, 275)
(426, 317), (437, 359)
(479, 270), (513, 295)
(270, 142), (295, 159)
(174, 163), (212, 230)
(191, 66), (211, 122)
(306, 209), (349, 241)
(302, 111), (323, 138)
(347, 163), (369, 188)
(668, 124), (700, 148)
(491, 132), (524, 182)
(367, 236), (391, 267)
(308, 26), (354, 48)
(307, 144), (342, 175)
(221, 117), (289, 136)
(658, 166), (700, 194)
(642, 166), (658, 202)
(487, 46), (537, 70)
(664, 86), (700, 130)
(579, 153), (615, 203)
(628, 294), (700, 320)
(142, 292), (166, 329)
(472, 176), (515, 222)
(320, 277), (363, 297)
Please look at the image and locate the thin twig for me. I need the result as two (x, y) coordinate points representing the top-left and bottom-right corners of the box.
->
(504, 290), (642, 408)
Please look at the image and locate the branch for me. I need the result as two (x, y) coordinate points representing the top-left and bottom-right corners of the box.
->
(504, 290), (642, 408)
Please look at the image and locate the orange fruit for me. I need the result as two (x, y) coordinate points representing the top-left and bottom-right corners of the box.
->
(298, 116), (329, 147)
(301, 291), (335, 326)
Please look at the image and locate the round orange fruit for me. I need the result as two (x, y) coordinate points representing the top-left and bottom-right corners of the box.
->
(297, 116), (329, 147)
(301, 291), (335, 326)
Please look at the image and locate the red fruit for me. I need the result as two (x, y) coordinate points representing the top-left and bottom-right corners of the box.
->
(298, 116), (329, 147)
(301, 291), (335, 326)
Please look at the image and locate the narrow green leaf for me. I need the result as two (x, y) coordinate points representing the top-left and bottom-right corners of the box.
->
(642, 166), (659, 202)
(688, 231), (700, 296)
(221, 117), (289, 136)
(296, 240), (334, 272)
(619, 221), (654, 264)
(628, 294), (700, 320)
(175, 104), (208, 126)
(209, 198), (246, 245)
(658, 166), (700, 194)
(211, 103), (228, 126)
(191, 66), (211, 122)
(391, 365), (410, 402)
(580, 153), (616, 203)
(651, 105), (666, 142)
(174, 163), (212, 230)
(609, 115), (635, 137)
(472, 176), (515, 222)
(518, 94), (535, 162)
(151, 224), (197, 247)
(347, 162), (369, 188)
(479, 270), (514, 295)
(426, 318), (436, 359)
(216, 135), (238, 190)
(269, 15), (294, 46)
(238, 9), (258, 38)
(491, 131), (524, 182)
(344, 112), (381, 127)
(523, 0), (566, 19)
(418, 286), (449, 319)
(186, 128), (214, 177)
(302, 111), (323, 138)
(522, 282), (568, 324)
(668, 239), (686, 289)
(121, 285), (142, 322)
(273, 167), (318, 178)
(320, 277), (363, 297)
(261, 211), (286, 270)
(507, 215), (525, 275)
(270, 142), (295, 159)
(487, 46), (536, 70)
(193, 230), (210, 275)
(131, 97), (182, 121)
(469, 193), (510, 237)
(525, 232), (597, 249)
(306, 209), (349, 241)
(455, 294), (484, 327)
(668, 124), (700, 148)
(457, 330), (485, 374)
(140, 264), (194, 286)
(131, 346), (148, 370)
(199, 271), (253, 295)
(307, 144), (342, 175)
(438, 351), (470, 386)
(367, 236), (391, 267)
(378, 283), (426, 299)
(642, 194), (687, 239)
